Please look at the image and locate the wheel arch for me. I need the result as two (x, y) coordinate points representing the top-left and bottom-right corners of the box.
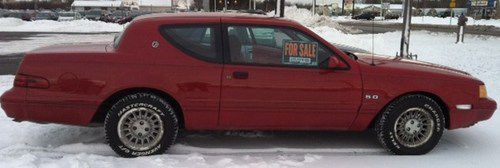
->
(368, 91), (450, 129)
(91, 87), (185, 128)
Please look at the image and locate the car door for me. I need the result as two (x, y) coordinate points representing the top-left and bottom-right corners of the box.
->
(219, 24), (363, 129)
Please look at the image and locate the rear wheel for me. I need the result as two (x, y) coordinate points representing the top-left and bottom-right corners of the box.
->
(104, 92), (178, 157)
(376, 94), (445, 155)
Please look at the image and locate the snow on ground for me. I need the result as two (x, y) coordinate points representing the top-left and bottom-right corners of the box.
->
(1, 8), (500, 168)
(332, 15), (500, 28)
(0, 18), (124, 33)
(271, 6), (360, 34)
(0, 34), (116, 55)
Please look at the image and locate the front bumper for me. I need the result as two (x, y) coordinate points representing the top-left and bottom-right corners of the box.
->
(448, 97), (497, 129)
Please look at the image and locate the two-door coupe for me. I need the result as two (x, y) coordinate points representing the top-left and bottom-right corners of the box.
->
(0, 13), (496, 157)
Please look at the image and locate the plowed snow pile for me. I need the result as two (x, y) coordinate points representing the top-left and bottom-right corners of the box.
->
(0, 18), (124, 33)
(272, 6), (360, 34)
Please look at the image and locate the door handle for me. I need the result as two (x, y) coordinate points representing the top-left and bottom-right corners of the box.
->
(232, 71), (249, 79)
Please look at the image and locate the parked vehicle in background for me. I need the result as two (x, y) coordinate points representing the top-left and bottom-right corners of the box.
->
(34, 10), (59, 21)
(384, 11), (400, 20)
(352, 12), (376, 20)
(115, 11), (150, 24)
(0, 9), (10, 17)
(99, 13), (114, 23)
(237, 9), (267, 15)
(109, 10), (128, 22)
(57, 11), (82, 21)
(437, 10), (451, 18)
(82, 9), (104, 21)
(7, 10), (35, 21)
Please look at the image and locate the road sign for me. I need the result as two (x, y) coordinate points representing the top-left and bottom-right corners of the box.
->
(450, 0), (457, 8)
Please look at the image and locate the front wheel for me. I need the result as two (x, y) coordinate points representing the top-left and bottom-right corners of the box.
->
(376, 94), (445, 155)
(104, 92), (179, 157)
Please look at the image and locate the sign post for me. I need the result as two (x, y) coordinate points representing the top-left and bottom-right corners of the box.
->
(450, 0), (456, 25)
(399, 0), (412, 58)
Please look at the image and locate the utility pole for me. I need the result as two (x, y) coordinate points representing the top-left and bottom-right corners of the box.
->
(496, 0), (500, 19)
(224, 0), (227, 11)
(352, 0), (355, 15)
(276, 0), (280, 16)
(400, 0), (412, 58)
(275, 0), (284, 17)
(341, 0), (345, 15)
(312, 0), (316, 15)
(280, 0), (285, 17)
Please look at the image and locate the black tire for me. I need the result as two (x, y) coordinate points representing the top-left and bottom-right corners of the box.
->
(104, 92), (178, 157)
(375, 94), (445, 155)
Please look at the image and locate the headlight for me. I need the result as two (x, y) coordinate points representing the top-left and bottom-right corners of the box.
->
(479, 85), (488, 98)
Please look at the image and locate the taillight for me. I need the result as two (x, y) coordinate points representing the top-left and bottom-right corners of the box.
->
(14, 74), (50, 89)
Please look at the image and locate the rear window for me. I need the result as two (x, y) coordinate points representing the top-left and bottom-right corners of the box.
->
(160, 25), (220, 62)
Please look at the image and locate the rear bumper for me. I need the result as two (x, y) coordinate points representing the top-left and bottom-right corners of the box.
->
(1, 87), (97, 126)
(1, 88), (26, 120)
(448, 97), (497, 129)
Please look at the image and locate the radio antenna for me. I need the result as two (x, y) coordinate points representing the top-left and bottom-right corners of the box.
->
(371, 13), (375, 66)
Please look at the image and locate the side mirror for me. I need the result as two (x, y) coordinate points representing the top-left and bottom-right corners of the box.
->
(328, 56), (340, 69)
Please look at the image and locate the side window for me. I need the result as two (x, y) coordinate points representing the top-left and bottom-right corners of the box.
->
(227, 25), (332, 67)
(160, 25), (219, 62)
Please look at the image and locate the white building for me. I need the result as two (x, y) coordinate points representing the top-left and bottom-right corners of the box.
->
(135, 0), (172, 12)
(71, 1), (124, 11)
(71, 0), (171, 12)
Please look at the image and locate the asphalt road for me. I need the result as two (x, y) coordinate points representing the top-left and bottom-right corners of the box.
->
(0, 53), (23, 75)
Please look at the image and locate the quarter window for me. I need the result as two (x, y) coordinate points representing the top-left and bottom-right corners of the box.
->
(161, 25), (219, 62)
(227, 26), (332, 67)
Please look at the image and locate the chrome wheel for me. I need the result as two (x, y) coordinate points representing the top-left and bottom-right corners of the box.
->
(117, 107), (164, 151)
(394, 107), (435, 148)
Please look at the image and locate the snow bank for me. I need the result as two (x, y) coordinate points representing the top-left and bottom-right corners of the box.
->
(333, 15), (500, 28)
(0, 18), (124, 33)
(272, 6), (361, 34)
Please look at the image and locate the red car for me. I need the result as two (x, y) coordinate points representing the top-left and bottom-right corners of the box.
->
(1, 13), (496, 157)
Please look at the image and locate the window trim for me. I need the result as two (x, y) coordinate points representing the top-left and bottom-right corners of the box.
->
(221, 24), (350, 70)
(159, 24), (223, 64)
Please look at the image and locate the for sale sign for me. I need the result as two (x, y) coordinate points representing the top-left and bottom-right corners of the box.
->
(282, 41), (319, 66)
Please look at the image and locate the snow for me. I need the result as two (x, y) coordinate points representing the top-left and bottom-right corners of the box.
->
(270, 6), (361, 34)
(0, 18), (124, 33)
(332, 15), (500, 28)
(1, 7), (500, 168)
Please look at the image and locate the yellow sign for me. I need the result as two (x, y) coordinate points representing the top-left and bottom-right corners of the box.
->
(450, 0), (456, 8)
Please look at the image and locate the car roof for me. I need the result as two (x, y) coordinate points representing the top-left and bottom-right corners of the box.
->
(134, 12), (294, 23)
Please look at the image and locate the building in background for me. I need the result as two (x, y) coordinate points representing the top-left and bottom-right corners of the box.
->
(134, 0), (171, 12)
(71, 0), (171, 12)
(467, 0), (497, 19)
(71, 1), (124, 11)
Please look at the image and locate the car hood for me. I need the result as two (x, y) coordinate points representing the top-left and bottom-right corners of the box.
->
(354, 52), (481, 83)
